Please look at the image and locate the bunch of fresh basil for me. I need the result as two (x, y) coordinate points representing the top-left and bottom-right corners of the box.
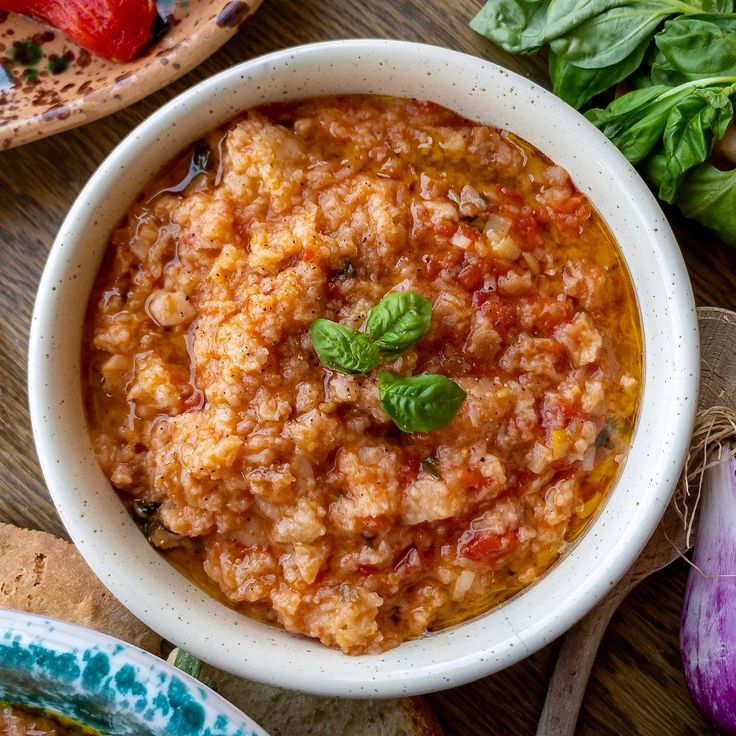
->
(470, 1), (736, 246)
(310, 291), (466, 433)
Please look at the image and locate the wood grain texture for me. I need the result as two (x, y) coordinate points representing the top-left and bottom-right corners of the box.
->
(537, 498), (692, 736)
(1, 1), (734, 733)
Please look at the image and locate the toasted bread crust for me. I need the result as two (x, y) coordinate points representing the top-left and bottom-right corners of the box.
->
(195, 657), (444, 736)
(401, 697), (444, 735)
(0, 522), (161, 654)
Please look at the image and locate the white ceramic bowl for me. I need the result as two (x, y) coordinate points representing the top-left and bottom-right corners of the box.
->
(29, 40), (699, 698)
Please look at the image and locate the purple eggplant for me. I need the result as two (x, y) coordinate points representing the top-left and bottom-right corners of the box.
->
(681, 450), (736, 733)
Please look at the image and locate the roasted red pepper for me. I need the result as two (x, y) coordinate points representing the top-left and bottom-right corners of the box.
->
(1, 0), (158, 62)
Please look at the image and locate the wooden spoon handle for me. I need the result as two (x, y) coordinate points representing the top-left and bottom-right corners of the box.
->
(536, 572), (636, 736)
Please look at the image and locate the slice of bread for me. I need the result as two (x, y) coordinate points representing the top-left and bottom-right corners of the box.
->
(0, 522), (162, 654)
(198, 658), (443, 736)
(0, 523), (443, 735)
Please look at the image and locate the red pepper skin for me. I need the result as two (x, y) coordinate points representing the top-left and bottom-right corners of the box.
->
(0, 0), (157, 62)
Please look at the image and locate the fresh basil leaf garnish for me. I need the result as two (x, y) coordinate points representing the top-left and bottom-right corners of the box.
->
(311, 293), (466, 432)
(377, 371), (466, 433)
(585, 84), (677, 163)
(366, 291), (432, 355)
(470, 0), (716, 72)
(310, 319), (379, 374)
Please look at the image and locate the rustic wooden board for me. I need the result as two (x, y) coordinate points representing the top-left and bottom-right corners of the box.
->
(1, 1), (733, 733)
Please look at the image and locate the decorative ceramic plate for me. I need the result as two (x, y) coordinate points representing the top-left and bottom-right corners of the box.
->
(0, 0), (262, 150)
(0, 608), (269, 735)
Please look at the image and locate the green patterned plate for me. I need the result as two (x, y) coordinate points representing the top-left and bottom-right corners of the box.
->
(0, 608), (269, 736)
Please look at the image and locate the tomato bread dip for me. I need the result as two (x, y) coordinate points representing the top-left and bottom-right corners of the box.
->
(84, 95), (642, 655)
(1, 705), (97, 736)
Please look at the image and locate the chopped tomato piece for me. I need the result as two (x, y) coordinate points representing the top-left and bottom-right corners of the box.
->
(460, 468), (486, 489)
(424, 255), (444, 279)
(513, 207), (542, 248)
(557, 192), (589, 216)
(456, 223), (481, 241)
(399, 452), (421, 484)
(479, 297), (516, 332)
(435, 222), (458, 238)
(498, 186), (524, 208)
(394, 547), (423, 580)
(458, 529), (517, 563)
(457, 262), (485, 290)
(518, 294), (574, 333)
(546, 192), (592, 232)
(361, 515), (392, 534)
(413, 523), (434, 552)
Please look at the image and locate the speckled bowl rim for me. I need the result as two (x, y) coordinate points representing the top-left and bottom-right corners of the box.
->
(0, 609), (268, 735)
(28, 39), (699, 698)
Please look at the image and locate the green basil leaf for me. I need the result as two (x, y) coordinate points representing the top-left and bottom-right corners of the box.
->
(701, 0), (735, 10)
(543, 0), (723, 70)
(377, 371), (466, 433)
(630, 67), (658, 89)
(471, 0), (731, 73)
(310, 319), (379, 374)
(656, 15), (736, 81)
(675, 162), (736, 245)
(585, 84), (670, 130)
(650, 48), (689, 86)
(639, 149), (669, 188)
(470, 0), (550, 53)
(604, 109), (671, 162)
(549, 37), (648, 109)
(366, 291), (432, 355)
(586, 84), (682, 162)
(642, 154), (736, 244)
(590, 78), (736, 199)
(659, 85), (735, 201)
(547, 2), (669, 70)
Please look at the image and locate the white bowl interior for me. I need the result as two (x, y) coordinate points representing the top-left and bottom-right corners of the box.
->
(29, 40), (699, 697)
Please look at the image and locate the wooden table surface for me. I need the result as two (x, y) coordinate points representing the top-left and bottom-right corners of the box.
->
(2, 1), (735, 734)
